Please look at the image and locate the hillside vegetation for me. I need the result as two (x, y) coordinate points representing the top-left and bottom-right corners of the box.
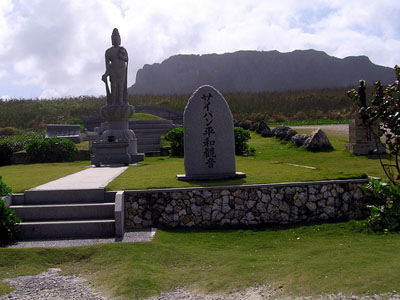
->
(0, 87), (363, 129)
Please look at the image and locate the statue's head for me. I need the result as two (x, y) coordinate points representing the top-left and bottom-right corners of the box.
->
(359, 80), (365, 87)
(111, 28), (121, 46)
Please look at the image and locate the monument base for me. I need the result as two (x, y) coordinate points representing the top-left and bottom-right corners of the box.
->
(347, 119), (385, 155)
(91, 141), (144, 167)
(345, 142), (385, 155)
(177, 172), (246, 181)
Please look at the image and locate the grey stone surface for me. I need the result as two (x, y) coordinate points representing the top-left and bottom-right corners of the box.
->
(6, 228), (156, 248)
(179, 85), (245, 180)
(304, 128), (334, 151)
(115, 191), (125, 237)
(46, 124), (81, 143)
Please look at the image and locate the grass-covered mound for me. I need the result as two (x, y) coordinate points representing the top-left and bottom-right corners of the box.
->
(129, 113), (165, 120)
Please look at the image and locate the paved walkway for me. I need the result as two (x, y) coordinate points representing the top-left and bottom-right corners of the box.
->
(30, 166), (128, 190)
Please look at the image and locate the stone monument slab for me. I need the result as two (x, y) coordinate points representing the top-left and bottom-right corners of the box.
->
(177, 85), (245, 181)
(46, 124), (81, 143)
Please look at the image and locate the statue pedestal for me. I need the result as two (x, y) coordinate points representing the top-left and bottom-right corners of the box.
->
(345, 119), (385, 155)
(91, 105), (145, 166)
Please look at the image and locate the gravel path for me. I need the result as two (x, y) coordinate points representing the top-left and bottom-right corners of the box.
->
(2, 269), (399, 300)
(0, 268), (106, 300)
(290, 124), (349, 136)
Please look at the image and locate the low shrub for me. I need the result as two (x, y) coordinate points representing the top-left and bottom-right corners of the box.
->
(0, 130), (45, 153)
(364, 179), (400, 233)
(0, 141), (13, 166)
(234, 127), (254, 155)
(0, 176), (12, 196)
(165, 127), (184, 156)
(0, 176), (20, 245)
(26, 137), (78, 163)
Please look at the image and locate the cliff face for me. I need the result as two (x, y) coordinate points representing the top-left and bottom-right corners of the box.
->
(128, 49), (395, 95)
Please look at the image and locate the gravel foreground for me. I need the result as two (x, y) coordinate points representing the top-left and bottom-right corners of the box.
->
(1, 269), (400, 300)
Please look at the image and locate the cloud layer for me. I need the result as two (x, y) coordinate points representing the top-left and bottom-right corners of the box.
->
(1, 0), (399, 99)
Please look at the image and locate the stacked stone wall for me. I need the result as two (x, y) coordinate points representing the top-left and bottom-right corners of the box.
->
(125, 179), (368, 229)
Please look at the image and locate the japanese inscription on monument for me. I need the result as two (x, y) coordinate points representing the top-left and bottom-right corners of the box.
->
(202, 93), (216, 168)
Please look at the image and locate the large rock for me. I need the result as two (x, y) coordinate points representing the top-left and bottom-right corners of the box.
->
(303, 128), (333, 151)
(256, 121), (267, 134)
(291, 134), (309, 147)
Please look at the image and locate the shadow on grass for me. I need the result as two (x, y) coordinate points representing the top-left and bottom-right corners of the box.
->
(157, 218), (371, 235)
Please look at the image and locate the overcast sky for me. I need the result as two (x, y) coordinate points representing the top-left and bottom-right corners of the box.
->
(0, 0), (399, 99)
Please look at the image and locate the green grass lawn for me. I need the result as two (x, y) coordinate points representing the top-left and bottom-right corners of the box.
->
(0, 221), (399, 299)
(0, 130), (390, 193)
(0, 161), (90, 193)
(107, 132), (387, 190)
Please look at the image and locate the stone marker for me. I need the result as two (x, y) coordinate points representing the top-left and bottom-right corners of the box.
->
(177, 85), (246, 181)
(346, 80), (385, 155)
(91, 28), (144, 166)
(46, 124), (81, 143)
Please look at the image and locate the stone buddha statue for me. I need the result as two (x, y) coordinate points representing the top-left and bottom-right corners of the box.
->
(102, 28), (128, 106)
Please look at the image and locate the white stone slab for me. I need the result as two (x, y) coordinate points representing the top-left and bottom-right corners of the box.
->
(30, 166), (128, 190)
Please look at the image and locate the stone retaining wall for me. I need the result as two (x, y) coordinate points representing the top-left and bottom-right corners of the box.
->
(125, 179), (368, 229)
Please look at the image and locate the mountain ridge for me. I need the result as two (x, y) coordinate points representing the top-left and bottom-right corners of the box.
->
(128, 49), (395, 95)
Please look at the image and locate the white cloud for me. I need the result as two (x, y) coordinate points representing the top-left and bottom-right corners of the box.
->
(0, 0), (399, 98)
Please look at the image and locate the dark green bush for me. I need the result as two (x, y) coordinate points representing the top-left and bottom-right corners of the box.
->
(0, 176), (20, 245)
(234, 127), (254, 155)
(364, 179), (400, 233)
(0, 141), (13, 166)
(0, 176), (11, 196)
(26, 137), (78, 163)
(165, 127), (184, 156)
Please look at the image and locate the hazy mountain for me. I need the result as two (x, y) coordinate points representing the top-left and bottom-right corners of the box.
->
(128, 49), (395, 95)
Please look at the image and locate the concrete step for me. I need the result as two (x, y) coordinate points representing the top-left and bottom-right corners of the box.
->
(18, 219), (115, 240)
(10, 203), (115, 221)
(22, 188), (106, 205)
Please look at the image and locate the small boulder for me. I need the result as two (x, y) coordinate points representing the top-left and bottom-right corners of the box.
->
(303, 128), (333, 151)
(291, 134), (309, 147)
(261, 127), (273, 137)
(284, 128), (298, 141)
(256, 120), (267, 134)
(272, 125), (291, 139)
(249, 122), (258, 131)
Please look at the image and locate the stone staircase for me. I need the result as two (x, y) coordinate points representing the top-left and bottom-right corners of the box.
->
(9, 189), (123, 240)
(129, 120), (175, 154)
